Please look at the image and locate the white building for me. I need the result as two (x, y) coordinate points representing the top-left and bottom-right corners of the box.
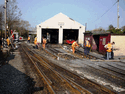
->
(37, 13), (85, 45)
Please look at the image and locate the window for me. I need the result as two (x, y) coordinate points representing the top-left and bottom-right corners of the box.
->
(102, 38), (106, 45)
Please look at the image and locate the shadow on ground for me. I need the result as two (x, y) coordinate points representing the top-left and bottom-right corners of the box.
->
(0, 49), (44, 94)
(0, 64), (43, 94)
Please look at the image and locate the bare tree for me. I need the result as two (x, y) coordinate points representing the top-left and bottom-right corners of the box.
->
(92, 27), (105, 32)
(30, 26), (37, 31)
(18, 20), (30, 36)
(7, 0), (22, 30)
(0, 5), (4, 30)
(6, 0), (31, 37)
(0, 0), (32, 38)
(0, 12), (3, 30)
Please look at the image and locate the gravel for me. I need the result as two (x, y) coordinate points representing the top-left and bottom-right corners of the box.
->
(0, 49), (41, 94)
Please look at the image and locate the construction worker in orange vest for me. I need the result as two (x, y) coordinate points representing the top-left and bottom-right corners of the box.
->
(34, 37), (38, 49)
(72, 40), (79, 53)
(27, 36), (30, 43)
(84, 39), (91, 55)
(6, 37), (10, 46)
(104, 42), (115, 60)
(42, 37), (47, 49)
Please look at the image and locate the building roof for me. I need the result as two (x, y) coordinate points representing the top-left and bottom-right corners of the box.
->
(92, 31), (110, 35)
(38, 13), (85, 29)
(84, 31), (110, 35)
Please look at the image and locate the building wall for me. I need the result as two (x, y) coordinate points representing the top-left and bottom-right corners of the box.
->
(37, 25), (41, 43)
(99, 34), (111, 54)
(37, 25), (85, 45)
(79, 27), (85, 45)
(38, 27), (85, 45)
(111, 35), (125, 56)
(37, 13), (85, 45)
(59, 28), (63, 44)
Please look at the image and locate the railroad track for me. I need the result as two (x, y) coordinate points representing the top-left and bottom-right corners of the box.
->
(21, 43), (117, 94)
(63, 44), (103, 60)
(45, 44), (98, 60)
(43, 44), (125, 81)
(41, 44), (125, 92)
(74, 59), (125, 88)
(98, 63), (125, 80)
(58, 45), (125, 85)
(46, 47), (78, 60)
(22, 44), (92, 94)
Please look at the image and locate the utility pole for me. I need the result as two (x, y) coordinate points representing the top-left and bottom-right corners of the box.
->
(3, 0), (8, 48)
(117, 0), (120, 29)
(85, 23), (87, 31)
(4, 0), (7, 39)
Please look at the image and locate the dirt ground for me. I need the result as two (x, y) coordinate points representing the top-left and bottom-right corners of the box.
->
(0, 48), (44, 94)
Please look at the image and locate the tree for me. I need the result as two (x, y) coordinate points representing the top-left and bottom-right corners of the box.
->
(7, 0), (22, 31)
(121, 26), (125, 33)
(1, 0), (32, 38)
(111, 28), (123, 34)
(6, 0), (31, 37)
(85, 30), (91, 33)
(121, 26), (125, 30)
(0, 5), (4, 30)
(108, 25), (124, 34)
(0, 4), (5, 39)
(0, 11), (3, 30)
(108, 25), (115, 33)
(92, 27), (105, 32)
(108, 24), (114, 30)
(18, 20), (30, 36)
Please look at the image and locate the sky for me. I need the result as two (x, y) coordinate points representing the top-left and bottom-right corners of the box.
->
(0, 0), (125, 31)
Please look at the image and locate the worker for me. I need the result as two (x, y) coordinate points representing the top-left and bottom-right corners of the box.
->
(72, 40), (79, 53)
(104, 41), (115, 60)
(42, 37), (47, 49)
(6, 37), (10, 46)
(27, 36), (30, 43)
(34, 37), (38, 49)
(84, 39), (91, 55)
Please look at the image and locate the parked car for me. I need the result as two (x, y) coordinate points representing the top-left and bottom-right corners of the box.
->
(19, 36), (23, 41)
(66, 39), (75, 44)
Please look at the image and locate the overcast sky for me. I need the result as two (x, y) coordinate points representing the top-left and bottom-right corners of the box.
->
(0, 0), (125, 30)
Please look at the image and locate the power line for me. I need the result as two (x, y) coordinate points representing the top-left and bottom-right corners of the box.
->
(92, 0), (118, 23)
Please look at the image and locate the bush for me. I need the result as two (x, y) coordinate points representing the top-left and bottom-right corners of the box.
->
(109, 28), (123, 34)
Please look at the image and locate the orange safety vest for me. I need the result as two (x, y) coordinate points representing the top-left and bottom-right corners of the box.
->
(28, 37), (30, 40)
(34, 40), (37, 45)
(6, 38), (10, 45)
(106, 43), (112, 52)
(34, 37), (37, 45)
(85, 40), (90, 47)
(43, 38), (46, 44)
(72, 41), (78, 47)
